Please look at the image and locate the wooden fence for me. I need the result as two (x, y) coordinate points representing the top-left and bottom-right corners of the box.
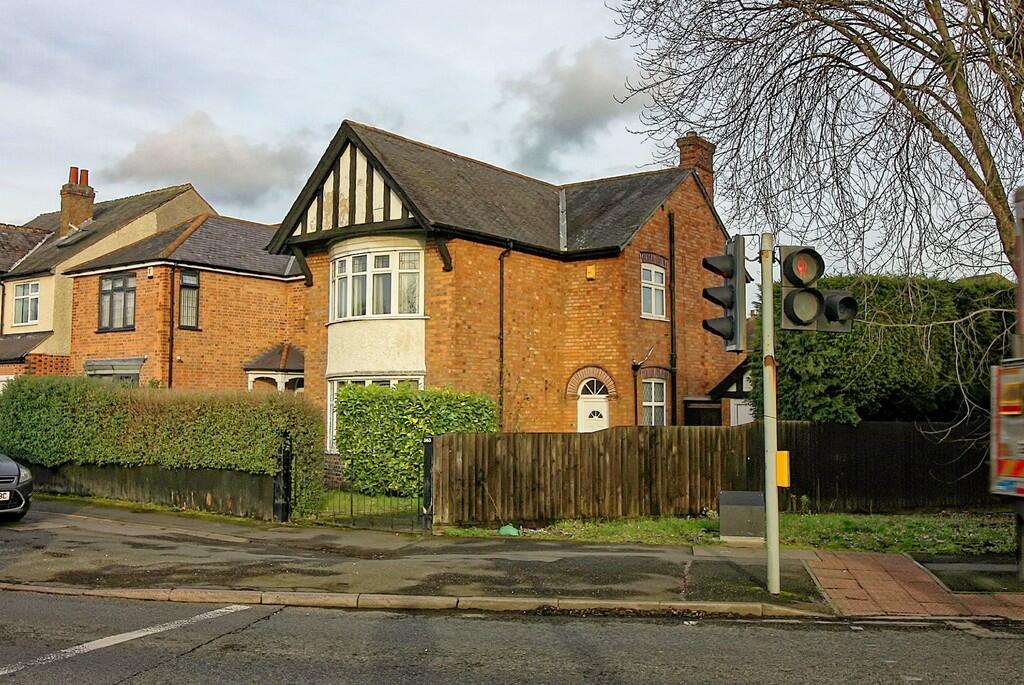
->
(429, 422), (992, 526)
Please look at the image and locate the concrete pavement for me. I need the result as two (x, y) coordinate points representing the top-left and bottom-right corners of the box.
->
(0, 499), (825, 614)
(1, 591), (1023, 684)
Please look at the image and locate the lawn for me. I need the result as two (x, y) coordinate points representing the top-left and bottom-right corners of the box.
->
(445, 509), (1017, 556)
(317, 489), (420, 520)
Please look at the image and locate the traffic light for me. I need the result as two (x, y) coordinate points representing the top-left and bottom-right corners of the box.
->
(701, 235), (746, 352)
(779, 246), (857, 332)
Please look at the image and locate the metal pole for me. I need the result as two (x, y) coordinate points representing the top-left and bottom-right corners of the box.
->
(1014, 187), (1024, 581)
(760, 232), (781, 595)
(1014, 186), (1024, 359)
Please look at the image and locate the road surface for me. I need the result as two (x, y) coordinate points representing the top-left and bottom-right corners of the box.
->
(1, 591), (1021, 684)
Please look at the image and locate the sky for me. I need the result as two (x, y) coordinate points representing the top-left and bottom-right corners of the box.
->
(0, 1), (664, 226)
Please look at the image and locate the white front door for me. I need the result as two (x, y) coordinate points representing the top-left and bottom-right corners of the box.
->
(578, 397), (610, 432)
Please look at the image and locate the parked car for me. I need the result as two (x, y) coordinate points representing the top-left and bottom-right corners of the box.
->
(0, 455), (32, 522)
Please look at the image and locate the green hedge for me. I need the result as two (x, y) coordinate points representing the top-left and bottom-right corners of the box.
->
(335, 385), (498, 496)
(0, 376), (324, 517)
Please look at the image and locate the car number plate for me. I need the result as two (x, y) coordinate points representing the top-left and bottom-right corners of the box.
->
(0, 492), (9, 502)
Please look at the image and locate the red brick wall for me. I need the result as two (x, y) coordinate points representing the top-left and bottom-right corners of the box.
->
(70, 266), (303, 389)
(300, 173), (737, 433)
(69, 267), (171, 385)
(0, 354), (70, 378)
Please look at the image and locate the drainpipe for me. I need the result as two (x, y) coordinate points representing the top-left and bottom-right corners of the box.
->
(668, 212), (679, 425)
(167, 266), (176, 388)
(497, 241), (513, 428)
(0, 282), (5, 336)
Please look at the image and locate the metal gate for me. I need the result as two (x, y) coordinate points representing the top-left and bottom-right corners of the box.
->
(313, 438), (433, 533)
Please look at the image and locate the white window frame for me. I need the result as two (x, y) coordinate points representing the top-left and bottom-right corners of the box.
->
(642, 378), (667, 426)
(641, 264), (667, 319)
(12, 281), (40, 326)
(329, 249), (423, 322)
(326, 376), (425, 452)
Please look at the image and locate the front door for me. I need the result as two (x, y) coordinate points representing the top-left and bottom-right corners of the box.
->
(577, 378), (610, 432)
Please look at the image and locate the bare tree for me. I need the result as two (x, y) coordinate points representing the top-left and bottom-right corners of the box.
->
(613, 0), (1024, 276)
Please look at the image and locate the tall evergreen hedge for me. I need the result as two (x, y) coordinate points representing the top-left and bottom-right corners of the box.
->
(0, 376), (324, 516)
(335, 384), (498, 496)
(751, 274), (1014, 424)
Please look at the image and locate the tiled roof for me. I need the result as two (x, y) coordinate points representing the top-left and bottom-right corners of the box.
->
(563, 168), (689, 251)
(6, 185), (193, 277)
(277, 121), (714, 256)
(0, 331), (52, 362)
(244, 342), (304, 372)
(350, 123), (562, 251)
(0, 224), (49, 273)
(66, 215), (299, 278)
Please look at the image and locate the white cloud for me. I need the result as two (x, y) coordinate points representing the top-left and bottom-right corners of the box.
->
(106, 112), (313, 209)
(502, 39), (643, 178)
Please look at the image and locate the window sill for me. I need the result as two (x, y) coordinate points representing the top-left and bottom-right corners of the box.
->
(640, 314), (669, 322)
(178, 326), (202, 332)
(11, 322), (39, 327)
(96, 327), (136, 333)
(325, 315), (429, 326)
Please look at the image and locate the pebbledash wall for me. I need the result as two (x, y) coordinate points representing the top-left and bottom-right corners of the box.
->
(295, 171), (736, 444)
(68, 265), (305, 388)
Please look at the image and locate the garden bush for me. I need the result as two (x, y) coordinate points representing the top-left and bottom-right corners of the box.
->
(335, 384), (498, 496)
(0, 376), (324, 516)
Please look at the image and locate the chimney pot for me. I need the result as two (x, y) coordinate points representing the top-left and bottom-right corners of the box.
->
(80, 169), (89, 187)
(676, 132), (716, 201)
(69, 166), (79, 185)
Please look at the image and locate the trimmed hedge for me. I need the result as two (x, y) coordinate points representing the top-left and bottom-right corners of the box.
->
(0, 376), (324, 517)
(335, 384), (498, 496)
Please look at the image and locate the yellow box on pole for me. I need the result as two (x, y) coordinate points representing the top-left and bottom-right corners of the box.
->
(776, 451), (790, 488)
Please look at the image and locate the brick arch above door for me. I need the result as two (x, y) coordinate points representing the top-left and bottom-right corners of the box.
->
(565, 366), (618, 398)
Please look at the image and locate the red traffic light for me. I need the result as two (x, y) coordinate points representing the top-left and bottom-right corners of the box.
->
(782, 248), (824, 287)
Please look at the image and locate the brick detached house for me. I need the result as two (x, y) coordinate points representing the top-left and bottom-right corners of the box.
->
(0, 168), (212, 381)
(64, 214), (305, 389)
(266, 121), (738, 448)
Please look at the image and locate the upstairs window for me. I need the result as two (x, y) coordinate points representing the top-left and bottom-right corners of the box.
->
(330, 250), (422, 321)
(641, 264), (666, 318)
(99, 274), (136, 331)
(179, 270), (199, 329)
(13, 282), (39, 325)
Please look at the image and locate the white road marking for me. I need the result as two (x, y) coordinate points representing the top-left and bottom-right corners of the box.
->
(0, 604), (251, 677)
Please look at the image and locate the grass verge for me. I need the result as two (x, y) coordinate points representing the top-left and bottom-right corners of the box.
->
(445, 509), (1017, 556)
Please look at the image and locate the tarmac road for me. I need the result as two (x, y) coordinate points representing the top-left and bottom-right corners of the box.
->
(1, 591), (1022, 684)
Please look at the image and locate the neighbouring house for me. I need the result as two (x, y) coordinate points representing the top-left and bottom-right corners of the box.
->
(709, 358), (755, 426)
(64, 214), (305, 388)
(0, 222), (51, 389)
(0, 167), (213, 381)
(266, 121), (740, 451)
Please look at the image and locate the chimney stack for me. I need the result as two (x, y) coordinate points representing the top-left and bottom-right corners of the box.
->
(60, 165), (95, 237)
(676, 131), (716, 200)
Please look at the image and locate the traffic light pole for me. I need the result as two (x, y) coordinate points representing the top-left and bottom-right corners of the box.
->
(760, 232), (781, 595)
(1014, 186), (1024, 582)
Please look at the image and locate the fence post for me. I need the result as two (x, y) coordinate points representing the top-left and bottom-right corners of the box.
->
(421, 436), (434, 532)
(273, 432), (293, 523)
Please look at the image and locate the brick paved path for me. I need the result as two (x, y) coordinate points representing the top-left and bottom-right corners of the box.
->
(807, 551), (1024, 619)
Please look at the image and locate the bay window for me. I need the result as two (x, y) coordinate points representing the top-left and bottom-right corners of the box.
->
(330, 249), (422, 321)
